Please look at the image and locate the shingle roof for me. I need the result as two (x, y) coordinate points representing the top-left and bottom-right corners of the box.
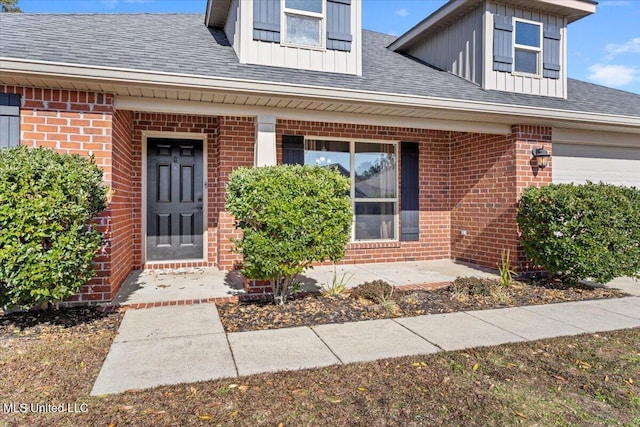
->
(1, 13), (639, 118)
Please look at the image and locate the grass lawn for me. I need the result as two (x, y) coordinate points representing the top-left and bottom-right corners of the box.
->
(0, 308), (638, 426)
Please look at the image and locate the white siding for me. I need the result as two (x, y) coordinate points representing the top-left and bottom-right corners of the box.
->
(406, 6), (484, 85)
(235, 0), (361, 75)
(553, 143), (640, 188)
(485, 2), (567, 98)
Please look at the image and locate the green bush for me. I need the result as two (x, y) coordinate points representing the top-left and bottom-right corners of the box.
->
(0, 146), (108, 308)
(225, 165), (352, 304)
(517, 182), (640, 283)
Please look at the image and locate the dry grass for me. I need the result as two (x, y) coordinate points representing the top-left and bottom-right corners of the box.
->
(1, 308), (638, 426)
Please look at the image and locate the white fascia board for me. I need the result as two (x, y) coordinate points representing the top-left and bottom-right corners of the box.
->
(2, 57), (639, 131)
(554, 127), (640, 149)
(388, 0), (476, 52)
(115, 96), (513, 134)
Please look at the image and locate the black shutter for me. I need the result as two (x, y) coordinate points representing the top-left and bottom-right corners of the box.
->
(401, 142), (419, 242)
(543, 26), (561, 79)
(0, 93), (20, 150)
(253, 0), (281, 43)
(493, 15), (513, 72)
(282, 135), (304, 165)
(326, 0), (352, 51)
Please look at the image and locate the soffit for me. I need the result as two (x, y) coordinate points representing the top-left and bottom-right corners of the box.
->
(3, 73), (638, 137)
(204, 0), (232, 28)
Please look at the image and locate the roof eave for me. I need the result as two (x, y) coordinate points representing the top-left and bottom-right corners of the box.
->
(1, 57), (638, 134)
(389, 0), (597, 52)
(204, 0), (231, 28)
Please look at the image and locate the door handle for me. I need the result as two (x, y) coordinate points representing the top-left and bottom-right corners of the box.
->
(196, 205), (203, 211)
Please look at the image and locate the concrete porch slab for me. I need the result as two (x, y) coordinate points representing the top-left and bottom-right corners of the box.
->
(521, 300), (640, 332)
(228, 327), (340, 376)
(91, 333), (237, 395)
(395, 312), (525, 351)
(112, 269), (244, 306)
(114, 304), (224, 343)
(467, 306), (586, 340)
(312, 319), (440, 364)
(296, 260), (499, 291)
(111, 260), (500, 306)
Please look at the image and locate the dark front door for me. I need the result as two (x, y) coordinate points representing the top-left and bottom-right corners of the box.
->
(147, 138), (204, 261)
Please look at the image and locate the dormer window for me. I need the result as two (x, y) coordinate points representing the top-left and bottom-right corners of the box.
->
(493, 14), (561, 80)
(284, 0), (323, 47)
(253, 0), (352, 53)
(514, 19), (542, 75)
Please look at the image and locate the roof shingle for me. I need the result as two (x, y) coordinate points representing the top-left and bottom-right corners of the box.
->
(1, 13), (639, 118)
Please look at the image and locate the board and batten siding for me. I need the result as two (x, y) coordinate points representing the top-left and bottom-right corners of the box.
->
(233, 0), (361, 75)
(484, 2), (567, 98)
(405, 6), (484, 85)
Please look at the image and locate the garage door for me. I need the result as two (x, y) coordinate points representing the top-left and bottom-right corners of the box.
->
(553, 143), (640, 188)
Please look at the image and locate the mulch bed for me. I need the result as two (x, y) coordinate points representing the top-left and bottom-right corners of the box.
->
(0, 307), (121, 340)
(218, 278), (627, 333)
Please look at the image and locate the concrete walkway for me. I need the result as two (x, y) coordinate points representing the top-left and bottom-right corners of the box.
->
(91, 295), (640, 395)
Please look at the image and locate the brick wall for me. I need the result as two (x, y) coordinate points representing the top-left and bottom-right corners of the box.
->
(216, 116), (256, 269)
(450, 126), (552, 269)
(109, 110), (135, 296)
(512, 125), (553, 269)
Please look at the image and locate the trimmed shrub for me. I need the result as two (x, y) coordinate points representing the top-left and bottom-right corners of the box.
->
(0, 146), (108, 308)
(225, 164), (352, 304)
(517, 182), (640, 283)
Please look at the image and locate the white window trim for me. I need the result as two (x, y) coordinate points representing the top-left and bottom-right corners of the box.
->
(302, 136), (400, 243)
(513, 17), (543, 77)
(281, 0), (325, 50)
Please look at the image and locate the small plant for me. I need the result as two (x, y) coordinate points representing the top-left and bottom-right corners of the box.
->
(350, 280), (395, 304)
(497, 249), (517, 287)
(322, 266), (354, 297)
(490, 284), (512, 305)
(449, 277), (492, 300)
(379, 298), (400, 315)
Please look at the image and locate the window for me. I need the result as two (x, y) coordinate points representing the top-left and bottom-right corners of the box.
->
(304, 139), (398, 241)
(514, 19), (542, 75)
(0, 93), (20, 150)
(283, 0), (323, 47)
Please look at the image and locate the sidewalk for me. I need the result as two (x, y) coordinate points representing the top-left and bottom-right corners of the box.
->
(91, 295), (640, 395)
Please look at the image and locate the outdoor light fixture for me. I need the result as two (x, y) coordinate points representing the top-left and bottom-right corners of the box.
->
(532, 146), (550, 169)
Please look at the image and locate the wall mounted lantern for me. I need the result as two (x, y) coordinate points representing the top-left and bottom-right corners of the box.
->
(532, 146), (550, 169)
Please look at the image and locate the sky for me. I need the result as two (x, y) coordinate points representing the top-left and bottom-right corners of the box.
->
(14, 0), (640, 95)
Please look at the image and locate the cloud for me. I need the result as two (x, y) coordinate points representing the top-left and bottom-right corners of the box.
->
(395, 8), (409, 17)
(599, 1), (631, 6)
(605, 37), (640, 60)
(587, 64), (639, 87)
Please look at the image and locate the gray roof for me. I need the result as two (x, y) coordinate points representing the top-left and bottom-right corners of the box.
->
(1, 13), (639, 118)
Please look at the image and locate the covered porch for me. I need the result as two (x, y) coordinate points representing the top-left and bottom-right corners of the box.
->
(110, 260), (499, 308)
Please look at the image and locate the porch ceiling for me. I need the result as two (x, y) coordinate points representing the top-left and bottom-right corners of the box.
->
(3, 72), (639, 137)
